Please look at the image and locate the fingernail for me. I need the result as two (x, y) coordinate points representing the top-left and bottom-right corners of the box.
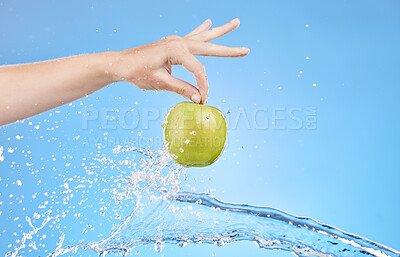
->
(191, 94), (201, 104)
(232, 18), (240, 23)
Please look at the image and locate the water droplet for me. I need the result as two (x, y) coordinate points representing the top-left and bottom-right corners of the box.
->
(154, 241), (164, 252)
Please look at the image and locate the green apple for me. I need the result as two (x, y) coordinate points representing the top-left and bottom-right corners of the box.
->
(162, 102), (227, 167)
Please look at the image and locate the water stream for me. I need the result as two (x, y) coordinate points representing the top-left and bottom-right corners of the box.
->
(41, 145), (400, 257)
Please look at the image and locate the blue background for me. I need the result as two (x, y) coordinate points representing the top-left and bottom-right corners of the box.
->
(0, 0), (399, 256)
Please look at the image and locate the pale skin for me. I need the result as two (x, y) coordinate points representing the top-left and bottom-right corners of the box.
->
(0, 18), (249, 126)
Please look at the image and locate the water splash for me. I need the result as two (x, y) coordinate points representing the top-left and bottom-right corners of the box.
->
(7, 210), (55, 257)
(0, 145), (4, 162)
(46, 145), (399, 257)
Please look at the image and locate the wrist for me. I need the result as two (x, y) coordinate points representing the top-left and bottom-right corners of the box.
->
(93, 51), (124, 84)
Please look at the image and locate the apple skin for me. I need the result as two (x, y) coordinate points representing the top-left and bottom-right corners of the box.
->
(162, 102), (227, 167)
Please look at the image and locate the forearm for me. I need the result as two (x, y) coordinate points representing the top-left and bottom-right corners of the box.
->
(0, 52), (119, 125)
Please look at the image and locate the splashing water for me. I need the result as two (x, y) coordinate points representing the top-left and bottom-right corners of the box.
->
(33, 144), (399, 257)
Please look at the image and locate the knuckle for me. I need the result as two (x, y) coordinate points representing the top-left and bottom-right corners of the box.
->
(164, 35), (187, 52)
(200, 63), (206, 72)
(176, 85), (187, 96)
(166, 35), (183, 45)
(166, 35), (181, 40)
(195, 63), (206, 75)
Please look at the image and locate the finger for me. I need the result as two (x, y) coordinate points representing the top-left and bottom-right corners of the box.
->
(188, 18), (240, 42)
(179, 53), (209, 104)
(159, 72), (202, 104)
(185, 39), (250, 57)
(185, 19), (212, 38)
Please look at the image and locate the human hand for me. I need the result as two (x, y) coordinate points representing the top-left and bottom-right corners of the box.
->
(110, 18), (249, 104)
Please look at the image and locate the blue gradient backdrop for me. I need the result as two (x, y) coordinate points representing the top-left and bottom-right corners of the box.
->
(0, 0), (399, 256)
